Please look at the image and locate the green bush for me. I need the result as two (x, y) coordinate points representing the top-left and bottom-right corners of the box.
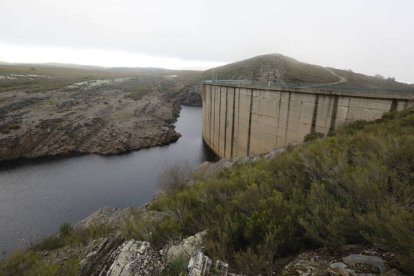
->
(0, 250), (78, 276)
(163, 254), (189, 276)
(59, 222), (73, 237)
(303, 131), (324, 142)
(33, 236), (64, 251)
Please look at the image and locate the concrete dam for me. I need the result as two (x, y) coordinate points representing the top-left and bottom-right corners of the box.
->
(201, 82), (414, 159)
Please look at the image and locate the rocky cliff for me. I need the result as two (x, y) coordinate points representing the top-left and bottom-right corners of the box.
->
(0, 78), (181, 161)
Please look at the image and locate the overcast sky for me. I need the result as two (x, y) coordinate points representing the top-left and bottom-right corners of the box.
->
(0, 0), (413, 82)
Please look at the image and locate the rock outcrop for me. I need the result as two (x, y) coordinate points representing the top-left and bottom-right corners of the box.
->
(176, 84), (202, 107)
(80, 236), (164, 276)
(187, 251), (212, 276)
(106, 240), (164, 276)
(78, 230), (233, 276)
(80, 234), (125, 276)
(0, 78), (181, 161)
(281, 246), (405, 276)
(166, 230), (207, 262)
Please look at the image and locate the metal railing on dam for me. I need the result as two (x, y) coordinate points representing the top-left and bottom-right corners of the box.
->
(203, 80), (414, 95)
(201, 81), (414, 159)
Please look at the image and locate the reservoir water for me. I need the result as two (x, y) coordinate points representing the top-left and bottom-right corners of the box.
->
(0, 106), (216, 257)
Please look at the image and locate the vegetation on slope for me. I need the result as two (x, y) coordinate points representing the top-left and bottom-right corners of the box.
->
(1, 108), (413, 275)
(193, 54), (413, 93)
(329, 68), (411, 91)
(1, 54), (412, 97)
(203, 54), (338, 84)
(0, 64), (200, 93)
(129, 107), (414, 274)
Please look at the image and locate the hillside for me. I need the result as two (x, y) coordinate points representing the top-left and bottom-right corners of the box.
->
(204, 53), (338, 85)
(0, 64), (203, 161)
(0, 63), (200, 94)
(177, 54), (414, 106)
(2, 107), (413, 275)
(204, 54), (412, 89)
(2, 55), (412, 106)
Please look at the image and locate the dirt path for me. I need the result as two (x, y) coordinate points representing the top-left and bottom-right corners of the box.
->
(299, 68), (347, 88)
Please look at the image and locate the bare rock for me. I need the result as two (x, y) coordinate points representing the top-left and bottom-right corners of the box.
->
(80, 234), (125, 276)
(282, 252), (332, 275)
(187, 251), (212, 276)
(0, 81), (182, 161)
(80, 236), (164, 276)
(342, 254), (387, 274)
(166, 231), (207, 262)
(281, 249), (404, 276)
(329, 262), (356, 275)
(213, 260), (229, 276)
(106, 240), (164, 276)
(176, 84), (202, 107)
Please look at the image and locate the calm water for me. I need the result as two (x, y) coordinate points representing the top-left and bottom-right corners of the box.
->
(0, 106), (217, 257)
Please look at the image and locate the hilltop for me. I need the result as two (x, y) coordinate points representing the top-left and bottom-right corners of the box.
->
(205, 53), (411, 89)
(177, 53), (414, 106)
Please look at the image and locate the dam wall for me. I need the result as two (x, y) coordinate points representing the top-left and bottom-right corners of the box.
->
(201, 83), (414, 159)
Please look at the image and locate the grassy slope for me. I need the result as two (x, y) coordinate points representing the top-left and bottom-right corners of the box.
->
(191, 54), (413, 92)
(329, 68), (411, 91)
(0, 64), (201, 93)
(1, 54), (412, 94)
(203, 54), (338, 84)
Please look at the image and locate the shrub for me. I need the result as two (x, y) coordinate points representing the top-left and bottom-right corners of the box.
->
(303, 131), (324, 142)
(59, 222), (73, 237)
(0, 251), (78, 276)
(163, 254), (189, 276)
(159, 161), (193, 194)
(33, 236), (64, 251)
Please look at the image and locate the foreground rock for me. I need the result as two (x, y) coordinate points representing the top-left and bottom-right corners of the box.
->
(0, 78), (181, 161)
(166, 231), (207, 262)
(80, 235), (164, 276)
(106, 240), (164, 276)
(80, 234), (125, 276)
(78, 230), (232, 276)
(281, 246), (405, 276)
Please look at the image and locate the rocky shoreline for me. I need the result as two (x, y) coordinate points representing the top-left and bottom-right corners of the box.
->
(0, 153), (409, 275)
(0, 78), (182, 162)
(68, 154), (408, 275)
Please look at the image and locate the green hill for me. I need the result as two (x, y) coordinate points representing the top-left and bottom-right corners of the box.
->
(174, 54), (414, 106)
(1, 54), (412, 104)
(201, 54), (412, 91)
(204, 53), (337, 85)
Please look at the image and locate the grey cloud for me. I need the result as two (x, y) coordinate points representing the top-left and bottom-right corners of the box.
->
(0, 0), (413, 81)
